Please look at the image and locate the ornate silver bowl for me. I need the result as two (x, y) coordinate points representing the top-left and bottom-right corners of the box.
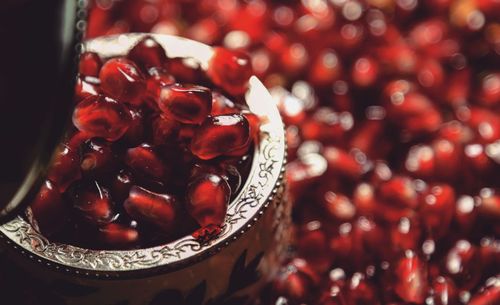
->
(0, 34), (288, 305)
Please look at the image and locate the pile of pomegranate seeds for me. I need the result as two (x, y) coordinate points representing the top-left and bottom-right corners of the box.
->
(36, 0), (500, 303)
(30, 36), (258, 249)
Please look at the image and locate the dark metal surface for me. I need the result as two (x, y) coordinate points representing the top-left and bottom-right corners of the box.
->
(0, 0), (86, 221)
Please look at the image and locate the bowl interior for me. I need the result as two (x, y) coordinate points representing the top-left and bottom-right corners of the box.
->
(0, 34), (286, 277)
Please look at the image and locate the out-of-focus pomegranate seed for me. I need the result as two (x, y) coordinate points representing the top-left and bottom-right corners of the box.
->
(393, 250), (429, 303)
(296, 221), (332, 273)
(272, 258), (320, 303)
(468, 276), (500, 305)
(444, 240), (481, 290)
(428, 276), (459, 305)
(419, 184), (455, 238)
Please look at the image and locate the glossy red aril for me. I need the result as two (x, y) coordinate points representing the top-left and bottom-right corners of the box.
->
(345, 272), (380, 305)
(30, 180), (67, 236)
(99, 223), (139, 247)
(80, 138), (115, 176)
(79, 52), (102, 77)
(207, 47), (252, 95)
(122, 107), (144, 146)
(99, 57), (146, 105)
(69, 180), (115, 225)
(444, 240), (481, 290)
(186, 173), (230, 228)
(145, 67), (176, 101)
(393, 250), (429, 303)
(478, 188), (500, 219)
(158, 84), (212, 124)
(111, 169), (134, 204)
(72, 95), (131, 141)
(125, 144), (166, 179)
(47, 144), (82, 192)
(124, 186), (177, 231)
(191, 114), (250, 160)
(127, 36), (167, 69)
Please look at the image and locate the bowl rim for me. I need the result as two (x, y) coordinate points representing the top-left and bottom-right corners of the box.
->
(0, 34), (286, 279)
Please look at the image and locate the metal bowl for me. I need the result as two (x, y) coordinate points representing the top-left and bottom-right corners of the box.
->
(0, 34), (288, 305)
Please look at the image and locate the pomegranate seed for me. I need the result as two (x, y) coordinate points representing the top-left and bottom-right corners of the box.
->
(99, 57), (146, 105)
(110, 169), (134, 204)
(127, 36), (167, 69)
(80, 138), (115, 177)
(345, 272), (380, 305)
(211, 91), (240, 116)
(476, 73), (500, 107)
(125, 144), (166, 179)
(272, 258), (320, 303)
(124, 186), (177, 231)
(477, 188), (500, 220)
(390, 214), (422, 252)
(468, 277), (500, 305)
(323, 146), (364, 180)
(75, 76), (100, 102)
(308, 50), (342, 87)
(207, 47), (253, 96)
(301, 108), (353, 143)
(393, 250), (429, 303)
(191, 114), (250, 160)
(444, 240), (482, 290)
(158, 84), (212, 124)
(419, 184), (455, 238)
(286, 153), (327, 200)
(69, 180), (115, 225)
(378, 176), (418, 209)
(72, 95), (131, 141)
(79, 52), (102, 77)
(296, 221), (332, 273)
(351, 56), (379, 87)
(30, 180), (67, 236)
(145, 67), (176, 101)
(99, 223), (139, 247)
(428, 276), (459, 305)
(47, 144), (82, 192)
(322, 191), (356, 222)
(186, 173), (230, 228)
(455, 195), (479, 232)
(121, 107), (144, 146)
(167, 57), (202, 83)
(151, 114), (178, 145)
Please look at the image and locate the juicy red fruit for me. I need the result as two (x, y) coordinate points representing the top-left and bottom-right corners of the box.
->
(72, 95), (131, 141)
(186, 173), (230, 228)
(124, 186), (177, 231)
(79, 51), (102, 77)
(158, 84), (212, 124)
(191, 114), (250, 160)
(207, 47), (253, 96)
(127, 36), (167, 69)
(99, 57), (146, 105)
(69, 180), (115, 226)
